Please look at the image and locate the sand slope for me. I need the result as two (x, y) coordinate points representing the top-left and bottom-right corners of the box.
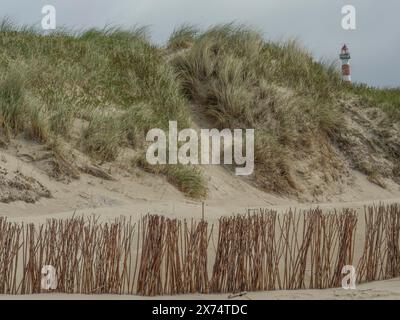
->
(2, 137), (400, 219)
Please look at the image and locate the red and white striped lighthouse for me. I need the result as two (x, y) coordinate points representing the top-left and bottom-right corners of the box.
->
(340, 44), (351, 83)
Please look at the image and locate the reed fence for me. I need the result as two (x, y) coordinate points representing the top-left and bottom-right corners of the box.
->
(0, 203), (399, 295)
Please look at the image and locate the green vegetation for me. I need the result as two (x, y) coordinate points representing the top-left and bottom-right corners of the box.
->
(1, 20), (399, 197)
(167, 24), (199, 50)
(349, 84), (400, 121)
(0, 72), (25, 135)
(172, 24), (345, 193)
(172, 24), (400, 193)
(0, 19), (203, 198)
(133, 154), (207, 198)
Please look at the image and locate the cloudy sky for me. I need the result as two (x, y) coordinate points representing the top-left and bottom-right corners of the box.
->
(2, 0), (399, 87)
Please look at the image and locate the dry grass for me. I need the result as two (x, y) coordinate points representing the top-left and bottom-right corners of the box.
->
(172, 24), (345, 194)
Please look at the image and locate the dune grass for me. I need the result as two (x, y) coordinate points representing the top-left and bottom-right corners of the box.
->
(0, 19), (190, 135)
(167, 24), (199, 50)
(349, 84), (400, 121)
(0, 71), (25, 136)
(133, 154), (207, 198)
(0, 19), (206, 198)
(1, 20), (399, 197)
(172, 24), (345, 193)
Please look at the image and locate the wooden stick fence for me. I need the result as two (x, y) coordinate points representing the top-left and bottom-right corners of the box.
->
(0, 203), (399, 295)
(357, 203), (400, 282)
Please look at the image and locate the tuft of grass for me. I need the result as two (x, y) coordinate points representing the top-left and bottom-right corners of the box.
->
(0, 72), (25, 136)
(83, 111), (124, 162)
(133, 154), (207, 199)
(47, 136), (81, 180)
(354, 159), (386, 188)
(167, 24), (199, 50)
(120, 103), (154, 148)
(26, 102), (49, 143)
(166, 165), (207, 198)
(0, 16), (15, 32)
(48, 100), (76, 137)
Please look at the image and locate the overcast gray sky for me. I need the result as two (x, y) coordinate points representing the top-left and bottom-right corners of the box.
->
(1, 0), (399, 87)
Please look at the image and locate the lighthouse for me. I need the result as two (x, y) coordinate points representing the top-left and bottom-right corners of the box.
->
(340, 44), (351, 83)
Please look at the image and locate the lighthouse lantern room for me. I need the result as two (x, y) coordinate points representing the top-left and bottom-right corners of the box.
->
(340, 44), (351, 83)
